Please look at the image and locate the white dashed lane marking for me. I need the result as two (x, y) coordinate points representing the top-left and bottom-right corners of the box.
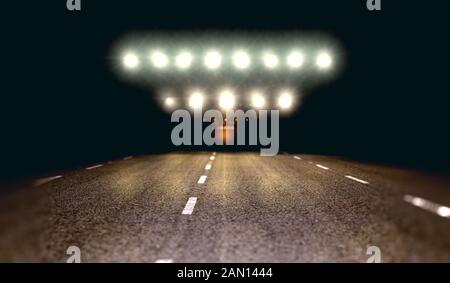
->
(182, 197), (198, 215)
(293, 156), (301, 160)
(155, 259), (173, 263)
(404, 195), (450, 218)
(198, 175), (207, 184)
(33, 175), (63, 187)
(316, 164), (329, 170)
(210, 156), (215, 161)
(123, 156), (133, 160)
(345, 175), (369, 184)
(205, 164), (212, 170)
(86, 164), (103, 170)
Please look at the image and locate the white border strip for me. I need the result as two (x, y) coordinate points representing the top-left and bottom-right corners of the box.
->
(345, 175), (369, 184)
(33, 175), (63, 186)
(86, 164), (103, 170)
(316, 164), (329, 170)
(404, 195), (450, 218)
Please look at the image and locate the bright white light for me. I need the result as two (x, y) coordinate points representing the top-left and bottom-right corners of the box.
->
(287, 51), (304, 69)
(251, 91), (265, 109)
(263, 52), (279, 69)
(204, 50), (222, 70)
(316, 52), (333, 69)
(278, 90), (294, 110)
(123, 53), (139, 69)
(175, 51), (193, 70)
(437, 206), (450, 218)
(165, 97), (176, 108)
(189, 91), (204, 110)
(411, 197), (425, 207)
(218, 89), (235, 110)
(232, 50), (251, 70)
(150, 51), (169, 69)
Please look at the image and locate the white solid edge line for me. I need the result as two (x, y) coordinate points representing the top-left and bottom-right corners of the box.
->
(205, 164), (212, 170)
(345, 175), (369, 184)
(316, 164), (329, 170)
(33, 175), (63, 186)
(293, 156), (301, 160)
(404, 195), (450, 218)
(182, 197), (198, 215)
(198, 175), (207, 184)
(86, 164), (103, 170)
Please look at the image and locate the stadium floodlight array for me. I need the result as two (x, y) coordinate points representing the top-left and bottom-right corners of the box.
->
(121, 49), (333, 72)
(113, 32), (342, 114)
(159, 87), (297, 113)
(114, 32), (341, 84)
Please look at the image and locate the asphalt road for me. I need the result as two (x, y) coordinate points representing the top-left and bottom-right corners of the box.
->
(1, 152), (450, 262)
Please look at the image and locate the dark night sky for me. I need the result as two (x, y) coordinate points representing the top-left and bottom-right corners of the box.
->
(2, 1), (450, 180)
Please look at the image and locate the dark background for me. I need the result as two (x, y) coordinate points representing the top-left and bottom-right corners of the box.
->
(2, 0), (450, 181)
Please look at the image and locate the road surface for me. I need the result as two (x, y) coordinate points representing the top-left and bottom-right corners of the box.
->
(1, 152), (450, 262)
